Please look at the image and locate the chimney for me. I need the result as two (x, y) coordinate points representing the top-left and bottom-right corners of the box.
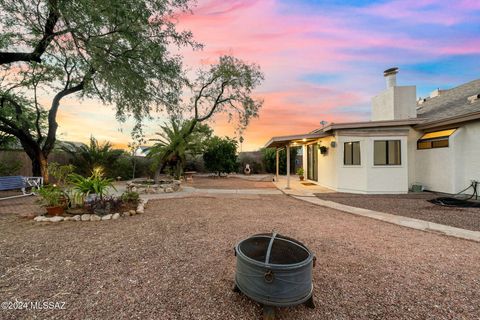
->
(384, 67), (398, 89)
(371, 67), (417, 121)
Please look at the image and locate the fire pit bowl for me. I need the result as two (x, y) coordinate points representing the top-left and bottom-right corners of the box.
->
(234, 233), (315, 318)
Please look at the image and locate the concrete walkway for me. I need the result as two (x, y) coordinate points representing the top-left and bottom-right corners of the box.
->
(273, 175), (334, 197)
(293, 195), (480, 243)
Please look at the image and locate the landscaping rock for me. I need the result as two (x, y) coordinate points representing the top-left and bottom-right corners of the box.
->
(63, 217), (73, 221)
(81, 214), (91, 221)
(123, 211), (130, 217)
(129, 210), (136, 215)
(112, 213), (120, 220)
(101, 214), (112, 221)
(50, 216), (64, 223)
(136, 205), (144, 214)
(90, 215), (101, 221)
(34, 216), (46, 222)
(72, 215), (81, 221)
(165, 187), (174, 193)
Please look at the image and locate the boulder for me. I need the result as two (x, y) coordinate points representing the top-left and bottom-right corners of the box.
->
(129, 210), (136, 215)
(101, 214), (112, 221)
(112, 213), (120, 220)
(72, 215), (81, 221)
(81, 214), (91, 221)
(50, 216), (64, 223)
(63, 217), (73, 221)
(34, 216), (46, 222)
(165, 187), (174, 193)
(90, 215), (101, 221)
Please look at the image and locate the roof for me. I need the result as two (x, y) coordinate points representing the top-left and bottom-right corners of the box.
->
(265, 78), (480, 148)
(264, 132), (330, 148)
(416, 79), (480, 121)
(322, 119), (422, 132)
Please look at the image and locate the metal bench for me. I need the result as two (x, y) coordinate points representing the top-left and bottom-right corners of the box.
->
(0, 176), (43, 200)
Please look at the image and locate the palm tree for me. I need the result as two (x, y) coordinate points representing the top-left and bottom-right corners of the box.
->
(148, 119), (211, 181)
(62, 136), (124, 176)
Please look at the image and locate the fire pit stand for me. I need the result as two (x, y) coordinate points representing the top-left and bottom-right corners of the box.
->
(233, 233), (316, 319)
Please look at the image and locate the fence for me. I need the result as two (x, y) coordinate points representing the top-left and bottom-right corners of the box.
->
(0, 150), (72, 176)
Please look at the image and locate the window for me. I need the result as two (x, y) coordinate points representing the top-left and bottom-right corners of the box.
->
(374, 140), (401, 165)
(344, 141), (361, 165)
(417, 129), (456, 150)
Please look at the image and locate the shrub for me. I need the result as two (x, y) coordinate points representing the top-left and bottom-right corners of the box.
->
(296, 168), (304, 176)
(261, 147), (298, 174)
(48, 162), (75, 186)
(84, 196), (122, 215)
(37, 185), (65, 207)
(0, 156), (22, 176)
(121, 191), (140, 205)
(203, 137), (238, 175)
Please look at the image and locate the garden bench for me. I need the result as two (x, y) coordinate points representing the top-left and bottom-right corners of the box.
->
(0, 176), (43, 200)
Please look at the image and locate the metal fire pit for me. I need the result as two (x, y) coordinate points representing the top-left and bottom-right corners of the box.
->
(234, 233), (315, 319)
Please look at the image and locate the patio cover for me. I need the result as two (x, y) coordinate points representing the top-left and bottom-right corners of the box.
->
(264, 132), (329, 148)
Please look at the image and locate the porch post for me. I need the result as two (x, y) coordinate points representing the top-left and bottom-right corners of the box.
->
(275, 147), (279, 182)
(286, 144), (291, 189)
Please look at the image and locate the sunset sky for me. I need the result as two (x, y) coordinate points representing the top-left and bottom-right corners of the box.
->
(56, 0), (480, 151)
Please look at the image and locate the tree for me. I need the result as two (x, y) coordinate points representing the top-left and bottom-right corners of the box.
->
(148, 119), (212, 179)
(0, 0), (198, 182)
(62, 136), (124, 177)
(181, 56), (264, 136)
(203, 137), (238, 175)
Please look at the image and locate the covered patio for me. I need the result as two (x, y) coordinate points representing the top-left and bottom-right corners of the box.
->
(265, 132), (328, 190)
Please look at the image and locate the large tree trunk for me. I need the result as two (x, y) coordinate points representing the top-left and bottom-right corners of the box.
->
(30, 151), (49, 183)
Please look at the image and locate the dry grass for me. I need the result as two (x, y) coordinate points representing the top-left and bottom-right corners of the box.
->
(1, 194), (479, 319)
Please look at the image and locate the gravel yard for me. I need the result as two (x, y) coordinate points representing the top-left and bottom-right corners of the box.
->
(188, 176), (275, 189)
(1, 194), (479, 320)
(315, 192), (480, 232)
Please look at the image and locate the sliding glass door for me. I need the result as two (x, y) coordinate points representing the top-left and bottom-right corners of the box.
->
(307, 144), (318, 181)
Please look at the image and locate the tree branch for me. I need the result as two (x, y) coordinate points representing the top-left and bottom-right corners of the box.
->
(0, 0), (59, 65)
(42, 68), (94, 153)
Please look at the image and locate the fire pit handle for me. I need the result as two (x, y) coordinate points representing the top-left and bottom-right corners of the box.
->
(264, 270), (275, 283)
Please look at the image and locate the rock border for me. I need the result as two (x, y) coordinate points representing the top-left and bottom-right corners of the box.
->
(33, 199), (149, 223)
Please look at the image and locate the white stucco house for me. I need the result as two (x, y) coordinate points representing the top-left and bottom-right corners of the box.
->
(265, 68), (480, 194)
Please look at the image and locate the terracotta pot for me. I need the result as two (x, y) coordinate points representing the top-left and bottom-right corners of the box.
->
(46, 206), (64, 216)
(299, 176), (305, 181)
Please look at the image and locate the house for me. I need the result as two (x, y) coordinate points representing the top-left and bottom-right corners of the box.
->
(265, 68), (480, 194)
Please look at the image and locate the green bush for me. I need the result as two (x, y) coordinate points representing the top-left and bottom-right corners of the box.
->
(203, 137), (238, 174)
(37, 185), (64, 207)
(121, 191), (140, 205)
(0, 156), (22, 176)
(261, 147), (298, 174)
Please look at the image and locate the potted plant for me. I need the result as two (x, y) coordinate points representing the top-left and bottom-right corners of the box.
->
(37, 185), (65, 216)
(319, 146), (328, 155)
(296, 168), (305, 181)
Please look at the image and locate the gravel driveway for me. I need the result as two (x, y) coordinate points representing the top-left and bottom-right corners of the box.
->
(315, 192), (480, 232)
(1, 194), (479, 319)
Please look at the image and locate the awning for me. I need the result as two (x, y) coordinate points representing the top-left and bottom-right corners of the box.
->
(264, 132), (330, 148)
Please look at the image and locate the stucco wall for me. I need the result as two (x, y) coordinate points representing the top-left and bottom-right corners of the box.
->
(414, 133), (456, 193)
(453, 122), (480, 193)
(301, 131), (410, 194)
